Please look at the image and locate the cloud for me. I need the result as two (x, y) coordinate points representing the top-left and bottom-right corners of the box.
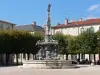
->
(88, 4), (100, 11)
(83, 4), (100, 20)
(84, 15), (98, 20)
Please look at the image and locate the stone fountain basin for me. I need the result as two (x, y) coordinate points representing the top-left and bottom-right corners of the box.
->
(22, 60), (78, 69)
(37, 42), (58, 45)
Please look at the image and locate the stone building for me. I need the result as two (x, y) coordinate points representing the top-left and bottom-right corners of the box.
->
(52, 18), (100, 36)
(0, 20), (16, 30)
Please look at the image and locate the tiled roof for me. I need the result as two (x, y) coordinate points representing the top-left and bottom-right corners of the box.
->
(14, 24), (44, 32)
(52, 18), (100, 28)
(0, 20), (16, 25)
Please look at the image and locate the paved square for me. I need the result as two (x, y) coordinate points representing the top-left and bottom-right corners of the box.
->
(0, 65), (100, 75)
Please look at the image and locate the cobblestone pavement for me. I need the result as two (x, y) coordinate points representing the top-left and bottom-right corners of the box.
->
(0, 65), (100, 75)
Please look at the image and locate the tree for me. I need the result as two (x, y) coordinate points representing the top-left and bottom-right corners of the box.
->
(95, 31), (100, 60)
(67, 36), (79, 54)
(0, 30), (43, 65)
(53, 33), (69, 59)
(78, 27), (97, 61)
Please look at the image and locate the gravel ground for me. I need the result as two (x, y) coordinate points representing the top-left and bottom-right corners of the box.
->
(0, 65), (100, 75)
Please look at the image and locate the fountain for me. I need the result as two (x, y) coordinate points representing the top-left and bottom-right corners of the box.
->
(22, 4), (77, 69)
(36, 4), (58, 60)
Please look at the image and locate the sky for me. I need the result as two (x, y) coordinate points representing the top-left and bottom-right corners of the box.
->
(0, 0), (100, 26)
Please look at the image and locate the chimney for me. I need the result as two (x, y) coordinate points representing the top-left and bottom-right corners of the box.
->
(70, 19), (74, 22)
(78, 18), (82, 21)
(32, 21), (36, 26)
(64, 18), (68, 25)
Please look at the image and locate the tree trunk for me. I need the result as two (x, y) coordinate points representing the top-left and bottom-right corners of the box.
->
(89, 53), (92, 64)
(1, 54), (3, 66)
(89, 53), (91, 61)
(93, 53), (96, 65)
(27, 53), (29, 60)
(35, 54), (36, 60)
(66, 53), (68, 60)
(33, 54), (34, 60)
(94, 53), (95, 62)
(16, 54), (18, 65)
(63, 54), (64, 60)
(99, 53), (100, 60)
(78, 53), (80, 62)
(6, 53), (9, 65)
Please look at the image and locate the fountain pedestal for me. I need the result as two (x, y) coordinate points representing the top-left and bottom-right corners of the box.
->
(22, 60), (77, 69)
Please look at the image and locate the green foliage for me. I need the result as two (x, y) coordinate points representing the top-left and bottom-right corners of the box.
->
(53, 33), (81, 54)
(68, 36), (80, 54)
(0, 27), (99, 55)
(0, 30), (43, 54)
(34, 32), (44, 41)
(95, 31), (100, 53)
(78, 27), (97, 54)
(53, 33), (68, 54)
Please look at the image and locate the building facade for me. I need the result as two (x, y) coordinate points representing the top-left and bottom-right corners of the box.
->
(52, 18), (100, 36)
(14, 21), (44, 34)
(0, 20), (15, 30)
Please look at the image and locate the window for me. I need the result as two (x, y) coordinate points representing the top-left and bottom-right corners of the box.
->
(89, 27), (94, 32)
(80, 27), (84, 33)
